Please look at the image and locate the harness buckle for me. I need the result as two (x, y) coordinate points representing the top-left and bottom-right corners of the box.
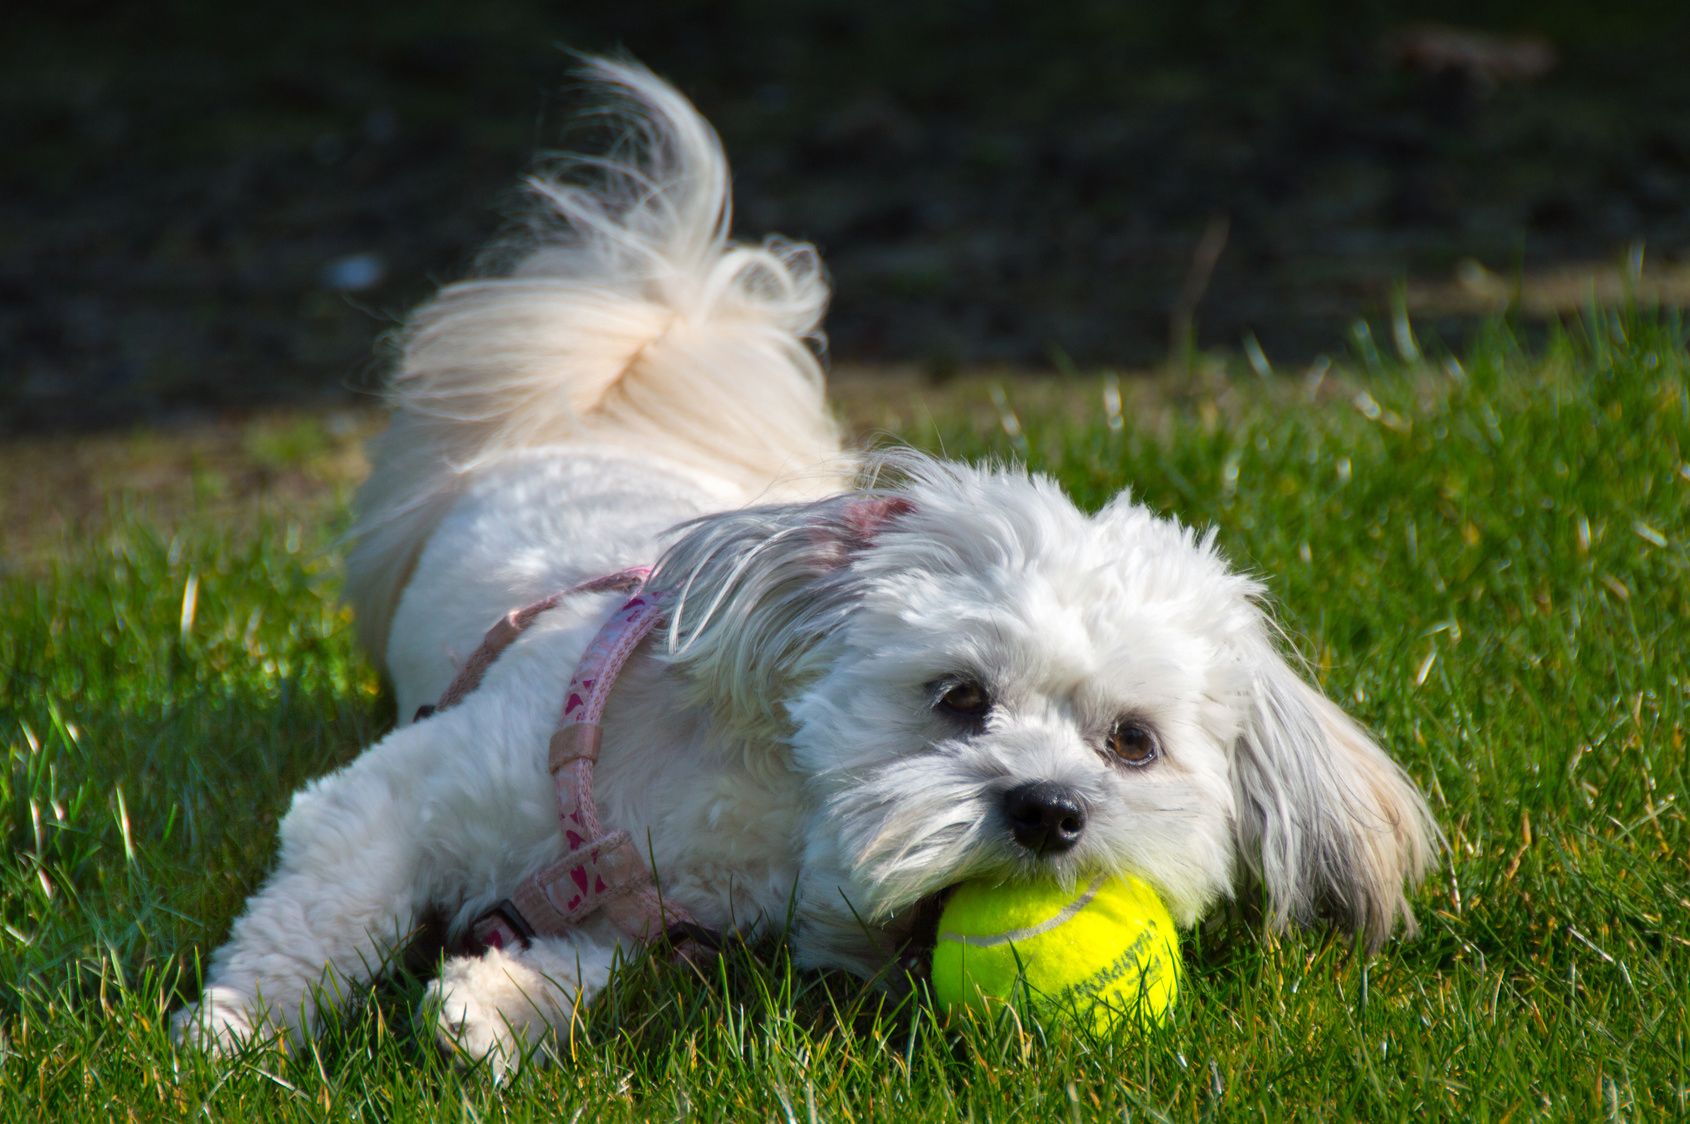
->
(467, 898), (536, 952)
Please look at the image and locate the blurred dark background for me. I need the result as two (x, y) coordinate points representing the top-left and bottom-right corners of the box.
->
(5, 0), (1690, 434)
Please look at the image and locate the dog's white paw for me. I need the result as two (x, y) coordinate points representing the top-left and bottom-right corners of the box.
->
(172, 986), (266, 1055)
(421, 947), (576, 1077)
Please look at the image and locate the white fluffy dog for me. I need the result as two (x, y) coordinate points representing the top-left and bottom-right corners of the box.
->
(175, 61), (1436, 1069)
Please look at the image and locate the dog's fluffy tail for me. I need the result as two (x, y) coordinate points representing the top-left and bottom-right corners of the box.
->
(346, 59), (843, 662)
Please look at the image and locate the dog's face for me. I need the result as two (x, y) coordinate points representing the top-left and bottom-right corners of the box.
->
(655, 455), (1435, 959)
(787, 477), (1254, 933)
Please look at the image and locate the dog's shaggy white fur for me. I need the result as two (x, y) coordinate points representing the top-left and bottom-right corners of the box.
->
(175, 61), (1437, 1071)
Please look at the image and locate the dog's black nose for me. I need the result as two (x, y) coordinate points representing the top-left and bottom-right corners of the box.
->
(1003, 782), (1087, 855)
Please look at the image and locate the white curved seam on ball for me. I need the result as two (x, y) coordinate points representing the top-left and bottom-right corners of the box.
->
(936, 874), (1109, 948)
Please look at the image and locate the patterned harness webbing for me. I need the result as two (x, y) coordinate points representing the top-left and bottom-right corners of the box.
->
(421, 568), (707, 955)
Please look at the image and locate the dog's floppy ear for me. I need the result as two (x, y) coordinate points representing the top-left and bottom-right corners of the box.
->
(648, 491), (912, 730)
(1232, 628), (1439, 950)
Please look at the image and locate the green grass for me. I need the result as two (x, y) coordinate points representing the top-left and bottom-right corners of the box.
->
(3, 311), (1688, 1119)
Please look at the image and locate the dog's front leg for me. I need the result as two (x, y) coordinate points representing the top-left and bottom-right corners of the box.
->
(173, 765), (427, 1052)
(422, 927), (619, 1076)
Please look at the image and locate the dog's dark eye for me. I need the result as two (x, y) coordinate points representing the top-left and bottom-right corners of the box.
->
(1106, 719), (1159, 766)
(935, 681), (991, 721)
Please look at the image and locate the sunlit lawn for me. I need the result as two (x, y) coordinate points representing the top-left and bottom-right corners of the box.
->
(3, 311), (1686, 1119)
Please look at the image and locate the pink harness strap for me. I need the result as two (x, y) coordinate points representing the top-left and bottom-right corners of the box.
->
(424, 568), (704, 955)
(428, 569), (651, 711)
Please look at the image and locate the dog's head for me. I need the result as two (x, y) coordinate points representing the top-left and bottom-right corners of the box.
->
(651, 453), (1437, 959)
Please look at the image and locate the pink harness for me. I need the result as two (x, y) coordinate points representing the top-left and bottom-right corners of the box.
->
(421, 569), (710, 955)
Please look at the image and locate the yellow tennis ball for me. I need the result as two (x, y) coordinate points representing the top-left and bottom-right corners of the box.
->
(930, 872), (1181, 1033)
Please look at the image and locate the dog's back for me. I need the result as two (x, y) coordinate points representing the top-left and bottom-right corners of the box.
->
(346, 61), (849, 668)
